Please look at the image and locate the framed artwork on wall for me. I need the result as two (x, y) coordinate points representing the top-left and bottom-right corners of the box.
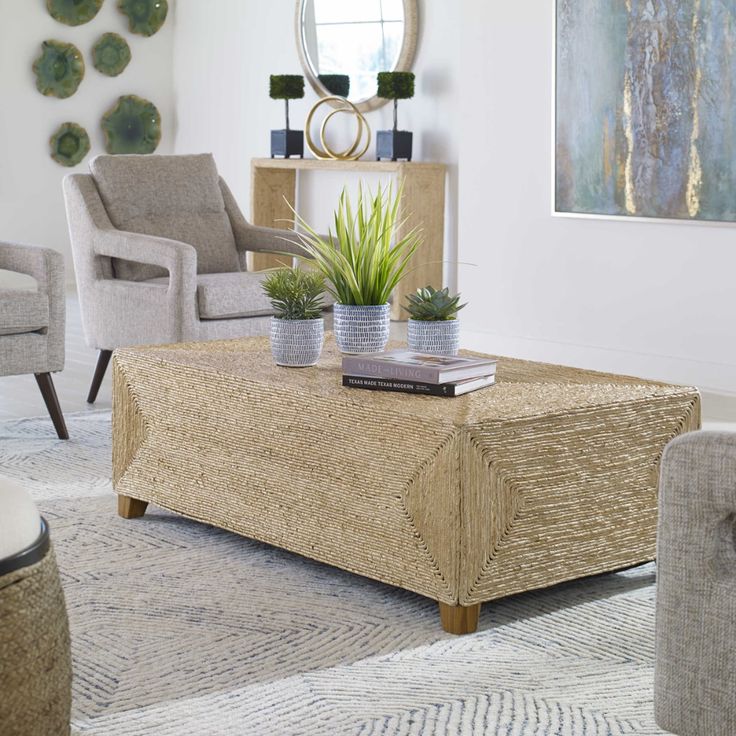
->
(555, 0), (736, 224)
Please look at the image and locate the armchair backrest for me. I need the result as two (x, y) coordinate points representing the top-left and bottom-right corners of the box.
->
(88, 154), (240, 281)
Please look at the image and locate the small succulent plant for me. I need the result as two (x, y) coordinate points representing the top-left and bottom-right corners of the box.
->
(404, 286), (466, 321)
(262, 268), (325, 321)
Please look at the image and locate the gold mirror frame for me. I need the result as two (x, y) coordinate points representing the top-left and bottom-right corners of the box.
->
(295, 0), (419, 113)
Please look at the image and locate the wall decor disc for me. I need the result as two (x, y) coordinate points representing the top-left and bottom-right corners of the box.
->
(50, 122), (91, 167)
(93, 33), (132, 77)
(117, 0), (168, 37)
(102, 95), (161, 154)
(46, 0), (103, 26)
(33, 40), (85, 99)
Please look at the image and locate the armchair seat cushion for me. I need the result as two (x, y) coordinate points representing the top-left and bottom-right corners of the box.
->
(0, 289), (49, 336)
(90, 154), (240, 282)
(147, 272), (275, 320)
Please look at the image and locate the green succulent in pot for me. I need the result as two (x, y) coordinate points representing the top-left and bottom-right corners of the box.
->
(404, 286), (466, 321)
(289, 181), (423, 354)
(405, 286), (466, 357)
(262, 268), (326, 367)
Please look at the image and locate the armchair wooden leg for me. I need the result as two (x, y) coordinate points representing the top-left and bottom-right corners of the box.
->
(439, 602), (481, 635)
(34, 373), (69, 440)
(87, 350), (112, 404)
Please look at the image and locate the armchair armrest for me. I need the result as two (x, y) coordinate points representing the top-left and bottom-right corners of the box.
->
(218, 176), (308, 261)
(655, 430), (736, 735)
(93, 229), (197, 280)
(0, 241), (65, 372)
(0, 242), (63, 291)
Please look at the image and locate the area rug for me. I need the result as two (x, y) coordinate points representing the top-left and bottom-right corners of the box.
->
(0, 412), (667, 735)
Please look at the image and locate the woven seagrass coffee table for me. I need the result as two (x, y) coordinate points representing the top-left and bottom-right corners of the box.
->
(112, 337), (700, 634)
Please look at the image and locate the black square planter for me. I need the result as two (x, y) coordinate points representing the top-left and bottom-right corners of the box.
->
(376, 130), (413, 161)
(271, 129), (304, 158)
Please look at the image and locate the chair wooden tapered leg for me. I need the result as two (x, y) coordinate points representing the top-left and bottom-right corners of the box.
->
(118, 495), (149, 519)
(87, 349), (112, 404)
(34, 373), (69, 440)
(439, 602), (481, 635)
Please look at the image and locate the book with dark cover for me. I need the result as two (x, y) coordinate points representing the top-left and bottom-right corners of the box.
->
(343, 374), (496, 397)
(342, 350), (497, 384)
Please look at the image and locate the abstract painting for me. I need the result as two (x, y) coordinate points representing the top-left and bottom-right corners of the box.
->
(556, 0), (736, 222)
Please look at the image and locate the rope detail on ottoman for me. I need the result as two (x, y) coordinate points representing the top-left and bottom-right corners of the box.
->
(0, 532), (72, 736)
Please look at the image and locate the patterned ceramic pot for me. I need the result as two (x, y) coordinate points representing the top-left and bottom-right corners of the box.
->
(270, 317), (324, 367)
(333, 303), (391, 354)
(407, 319), (460, 356)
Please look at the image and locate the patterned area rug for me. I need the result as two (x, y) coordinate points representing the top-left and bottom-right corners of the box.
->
(0, 412), (666, 736)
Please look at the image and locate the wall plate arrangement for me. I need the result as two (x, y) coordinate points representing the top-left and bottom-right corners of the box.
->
(50, 122), (91, 167)
(102, 95), (161, 154)
(117, 0), (168, 37)
(46, 0), (103, 26)
(33, 40), (85, 99)
(92, 33), (131, 77)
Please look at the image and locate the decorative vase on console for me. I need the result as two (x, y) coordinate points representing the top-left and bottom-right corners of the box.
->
(376, 71), (415, 162)
(291, 182), (422, 354)
(404, 286), (466, 357)
(269, 74), (305, 159)
(262, 268), (325, 367)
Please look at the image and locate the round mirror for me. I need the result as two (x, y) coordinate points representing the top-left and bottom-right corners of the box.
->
(296, 0), (418, 112)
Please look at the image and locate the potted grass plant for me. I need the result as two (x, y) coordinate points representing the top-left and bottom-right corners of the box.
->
(404, 286), (466, 356)
(262, 268), (325, 366)
(291, 182), (422, 354)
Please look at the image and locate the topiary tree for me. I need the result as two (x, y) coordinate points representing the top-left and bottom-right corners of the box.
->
(318, 74), (350, 98)
(269, 74), (304, 130)
(377, 71), (415, 131)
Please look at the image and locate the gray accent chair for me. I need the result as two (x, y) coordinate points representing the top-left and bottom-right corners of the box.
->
(0, 242), (67, 439)
(655, 431), (736, 735)
(63, 153), (307, 402)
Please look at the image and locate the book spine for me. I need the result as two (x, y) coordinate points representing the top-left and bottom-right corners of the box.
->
(342, 375), (455, 397)
(341, 357), (439, 383)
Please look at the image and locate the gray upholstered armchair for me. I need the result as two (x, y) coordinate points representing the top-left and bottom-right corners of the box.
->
(655, 430), (736, 735)
(63, 153), (307, 402)
(0, 242), (67, 438)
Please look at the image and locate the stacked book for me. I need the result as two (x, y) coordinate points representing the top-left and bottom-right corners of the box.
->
(342, 350), (497, 397)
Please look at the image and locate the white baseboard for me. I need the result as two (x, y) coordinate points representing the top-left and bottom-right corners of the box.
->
(461, 327), (736, 422)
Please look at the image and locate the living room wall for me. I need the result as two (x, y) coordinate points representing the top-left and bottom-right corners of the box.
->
(172, 0), (460, 274)
(173, 0), (735, 401)
(0, 0), (175, 287)
(458, 0), (736, 400)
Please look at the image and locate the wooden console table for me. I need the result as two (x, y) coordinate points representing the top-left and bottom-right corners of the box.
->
(249, 158), (446, 321)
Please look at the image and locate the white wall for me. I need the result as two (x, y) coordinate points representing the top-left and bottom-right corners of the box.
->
(0, 0), (175, 288)
(173, 0), (460, 276)
(458, 0), (736, 397)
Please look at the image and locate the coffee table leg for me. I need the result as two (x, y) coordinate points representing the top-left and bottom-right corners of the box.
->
(439, 602), (481, 635)
(118, 495), (149, 519)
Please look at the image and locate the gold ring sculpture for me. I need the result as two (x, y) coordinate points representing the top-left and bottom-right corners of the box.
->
(305, 96), (371, 161)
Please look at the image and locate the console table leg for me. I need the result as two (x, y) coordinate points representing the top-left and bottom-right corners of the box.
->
(439, 602), (481, 635)
(118, 495), (148, 519)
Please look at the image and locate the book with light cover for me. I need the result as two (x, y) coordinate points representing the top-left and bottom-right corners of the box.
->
(342, 350), (497, 385)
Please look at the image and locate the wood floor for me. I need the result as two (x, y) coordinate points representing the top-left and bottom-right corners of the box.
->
(0, 294), (732, 432)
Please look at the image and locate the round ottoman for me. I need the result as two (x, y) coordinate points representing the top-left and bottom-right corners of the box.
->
(0, 480), (72, 736)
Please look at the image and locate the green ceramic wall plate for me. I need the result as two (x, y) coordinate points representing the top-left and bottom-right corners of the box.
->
(102, 95), (161, 154)
(93, 33), (132, 77)
(50, 122), (91, 167)
(117, 0), (168, 37)
(46, 0), (103, 26)
(33, 40), (85, 99)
